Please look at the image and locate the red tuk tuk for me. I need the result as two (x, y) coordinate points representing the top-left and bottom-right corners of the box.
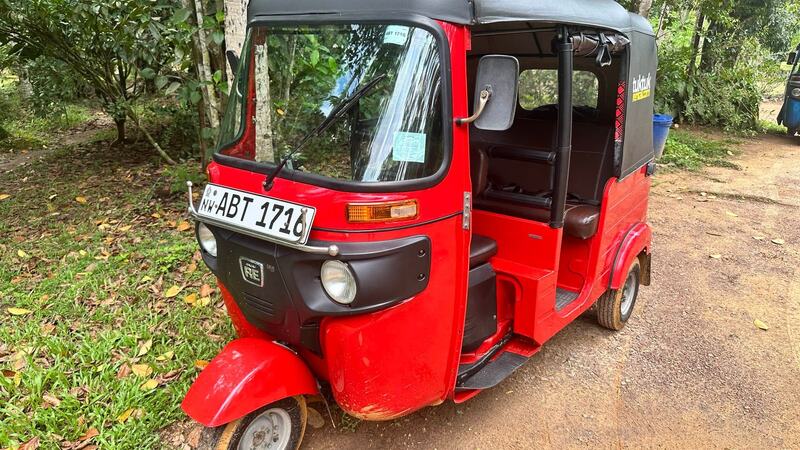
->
(183, 0), (657, 447)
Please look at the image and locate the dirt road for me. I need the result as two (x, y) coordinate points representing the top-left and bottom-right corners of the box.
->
(303, 132), (800, 449)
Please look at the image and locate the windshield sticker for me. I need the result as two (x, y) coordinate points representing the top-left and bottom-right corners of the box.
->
(392, 132), (426, 163)
(383, 25), (410, 46)
(632, 73), (652, 102)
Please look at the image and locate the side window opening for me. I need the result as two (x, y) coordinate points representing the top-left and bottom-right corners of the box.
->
(518, 69), (599, 111)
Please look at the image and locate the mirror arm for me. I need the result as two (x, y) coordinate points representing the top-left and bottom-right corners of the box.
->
(455, 88), (492, 126)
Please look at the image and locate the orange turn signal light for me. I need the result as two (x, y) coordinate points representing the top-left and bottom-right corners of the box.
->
(347, 200), (419, 223)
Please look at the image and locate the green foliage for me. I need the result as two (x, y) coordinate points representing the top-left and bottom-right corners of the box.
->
(519, 70), (598, 110)
(25, 57), (89, 117)
(652, 0), (799, 132)
(660, 129), (737, 170)
(0, 79), (91, 150)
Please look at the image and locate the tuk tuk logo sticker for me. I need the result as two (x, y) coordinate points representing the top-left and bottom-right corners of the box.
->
(632, 73), (652, 102)
(392, 131), (426, 163)
(383, 25), (410, 46)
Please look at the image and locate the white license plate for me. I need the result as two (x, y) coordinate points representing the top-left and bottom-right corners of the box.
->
(196, 184), (316, 245)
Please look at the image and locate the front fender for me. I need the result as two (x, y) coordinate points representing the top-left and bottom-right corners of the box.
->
(609, 222), (651, 290)
(181, 338), (318, 427)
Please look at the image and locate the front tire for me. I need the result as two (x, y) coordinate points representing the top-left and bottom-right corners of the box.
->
(200, 396), (308, 450)
(597, 260), (641, 331)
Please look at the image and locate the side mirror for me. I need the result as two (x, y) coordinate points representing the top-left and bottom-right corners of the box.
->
(226, 50), (240, 73)
(788, 51), (797, 65)
(461, 55), (519, 131)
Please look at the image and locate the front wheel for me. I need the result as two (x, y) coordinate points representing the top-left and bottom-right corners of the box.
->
(597, 259), (641, 331)
(200, 396), (308, 450)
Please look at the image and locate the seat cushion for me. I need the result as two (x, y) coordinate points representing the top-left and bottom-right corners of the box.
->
(470, 234), (498, 268)
(474, 198), (600, 240)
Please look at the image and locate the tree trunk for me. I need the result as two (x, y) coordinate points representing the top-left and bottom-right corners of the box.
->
(254, 43), (275, 162)
(687, 12), (705, 77)
(224, 0), (249, 81)
(114, 117), (126, 144)
(638, 0), (653, 18)
(191, 0), (221, 130)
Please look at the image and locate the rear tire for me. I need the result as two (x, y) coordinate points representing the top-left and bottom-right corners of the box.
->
(199, 396), (308, 450)
(597, 260), (641, 331)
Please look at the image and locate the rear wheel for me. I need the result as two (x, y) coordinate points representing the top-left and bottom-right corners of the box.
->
(199, 396), (308, 450)
(597, 260), (641, 331)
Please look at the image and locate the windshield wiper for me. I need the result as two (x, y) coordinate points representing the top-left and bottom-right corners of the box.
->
(263, 74), (387, 189)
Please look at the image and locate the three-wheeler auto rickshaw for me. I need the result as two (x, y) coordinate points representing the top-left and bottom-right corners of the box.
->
(779, 43), (800, 137)
(183, 0), (657, 447)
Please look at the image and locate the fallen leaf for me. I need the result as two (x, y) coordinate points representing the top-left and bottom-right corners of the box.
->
(771, 238), (785, 246)
(164, 285), (183, 298)
(199, 284), (215, 297)
(0, 194), (10, 201)
(155, 351), (175, 361)
(151, 212), (161, 219)
(709, 254), (722, 259)
(75, 196), (88, 204)
(140, 379), (159, 390)
(186, 426), (203, 447)
(137, 339), (153, 357)
(117, 408), (134, 424)
(131, 364), (153, 377)
(116, 364), (131, 379)
(19, 437), (39, 450)
(140, 275), (153, 283)
(119, 225), (132, 232)
(196, 296), (211, 307)
(42, 393), (61, 407)
(753, 319), (769, 331)
(17, 249), (29, 258)
(176, 221), (191, 232)
(7, 307), (33, 316)
(194, 359), (210, 370)
(183, 293), (197, 305)
(2, 369), (17, 378)
(78, 428), (99, 442)
(307, 406), (325, 429)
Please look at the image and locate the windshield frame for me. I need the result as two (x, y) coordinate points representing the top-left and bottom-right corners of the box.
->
(213, 13), (454, 193)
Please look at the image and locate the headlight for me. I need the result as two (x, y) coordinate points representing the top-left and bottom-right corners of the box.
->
(792, 87), (800, 98)
(197, 223), (217, 257)
(320, 260), (357, 305)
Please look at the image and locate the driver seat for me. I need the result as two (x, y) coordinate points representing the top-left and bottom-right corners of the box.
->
(470, 147), (600, 240)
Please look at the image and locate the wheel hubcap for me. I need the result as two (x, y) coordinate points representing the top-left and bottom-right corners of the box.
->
(620, 271), (637, 317)
(238, 408), (292, 450)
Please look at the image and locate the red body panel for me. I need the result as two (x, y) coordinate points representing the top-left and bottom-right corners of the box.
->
(181, 338), (318, 427)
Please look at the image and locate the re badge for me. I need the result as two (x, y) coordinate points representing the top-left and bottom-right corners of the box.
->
(239, 257), (264, 287)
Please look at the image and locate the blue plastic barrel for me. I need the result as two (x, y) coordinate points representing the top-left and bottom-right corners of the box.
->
(653, 114), (674, 159)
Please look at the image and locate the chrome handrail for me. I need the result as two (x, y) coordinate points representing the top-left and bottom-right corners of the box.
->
(186, 181), (340, 257)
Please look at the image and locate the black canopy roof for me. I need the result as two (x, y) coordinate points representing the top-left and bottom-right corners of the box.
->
(248, 0), (654, 36)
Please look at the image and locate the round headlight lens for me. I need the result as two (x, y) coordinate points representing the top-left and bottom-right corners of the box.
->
(197, 223), (217, 257)
(792, 87), (800, 98)
(320, 260), (357, 305)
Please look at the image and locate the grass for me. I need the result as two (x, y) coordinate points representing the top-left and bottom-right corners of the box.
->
(0, 137), (228, 448)
(659, 129), (740, 170)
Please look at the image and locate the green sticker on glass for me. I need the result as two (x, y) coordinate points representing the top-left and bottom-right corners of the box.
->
(392, 132), (426, 163)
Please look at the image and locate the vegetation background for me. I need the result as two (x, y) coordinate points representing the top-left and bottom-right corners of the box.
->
(0, 0), (799, 448)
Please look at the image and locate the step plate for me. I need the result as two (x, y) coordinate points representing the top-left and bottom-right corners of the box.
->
(457, 352), (528, 391)
(555, 288), (579, 311)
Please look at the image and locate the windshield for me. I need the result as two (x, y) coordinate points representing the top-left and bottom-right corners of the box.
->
(217, 23), (445, 184)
